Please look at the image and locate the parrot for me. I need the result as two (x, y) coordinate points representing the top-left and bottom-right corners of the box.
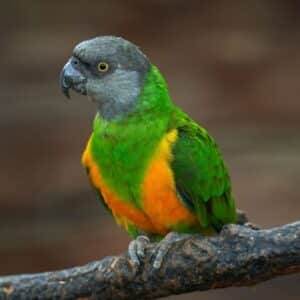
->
(59, 36), (237, 268)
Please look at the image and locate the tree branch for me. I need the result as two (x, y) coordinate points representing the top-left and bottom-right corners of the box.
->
(0, 218), (299, 300)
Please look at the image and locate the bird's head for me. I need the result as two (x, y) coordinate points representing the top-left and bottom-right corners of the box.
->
(60, 36), (151, 120)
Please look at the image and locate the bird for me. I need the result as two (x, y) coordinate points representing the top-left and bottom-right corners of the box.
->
(60, 36), (237, 269)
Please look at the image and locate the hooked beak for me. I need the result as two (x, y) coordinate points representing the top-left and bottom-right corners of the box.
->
(59, 59), (87, 98)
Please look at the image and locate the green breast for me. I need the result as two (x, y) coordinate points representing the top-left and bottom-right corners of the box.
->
(89, 65), (174, 209)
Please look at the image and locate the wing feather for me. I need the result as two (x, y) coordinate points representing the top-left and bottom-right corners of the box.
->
(170, 110), (236, 231)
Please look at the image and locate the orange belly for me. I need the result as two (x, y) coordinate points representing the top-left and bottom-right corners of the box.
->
(82, 130), (198, 235)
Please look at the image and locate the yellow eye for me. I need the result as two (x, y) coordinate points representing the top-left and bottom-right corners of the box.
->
(97, 62), (109, 72)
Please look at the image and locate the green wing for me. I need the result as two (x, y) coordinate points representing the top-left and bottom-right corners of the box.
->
(170, 109), (236, 231)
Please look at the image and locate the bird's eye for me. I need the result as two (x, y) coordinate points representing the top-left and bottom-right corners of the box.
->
(72, 57), (79, 66)
(97, 62), (109, 73)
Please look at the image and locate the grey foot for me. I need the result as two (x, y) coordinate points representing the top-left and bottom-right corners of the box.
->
(128, 235), (150, 267)
(151, 232), (192, 269)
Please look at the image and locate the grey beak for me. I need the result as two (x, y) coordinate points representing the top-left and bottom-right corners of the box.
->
(59, 60), (86, 98)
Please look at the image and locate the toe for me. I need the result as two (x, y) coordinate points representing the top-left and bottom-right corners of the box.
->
(128, 239), (140, 267)
(152, 241), (170, 269)
(128, 235), (150, 267)
(153, 254), (164, 269)
(151, 232), (192, 269)
(136, 236), (150, 258)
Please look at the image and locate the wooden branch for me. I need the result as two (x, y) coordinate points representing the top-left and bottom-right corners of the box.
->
(0, 219), (299, 300)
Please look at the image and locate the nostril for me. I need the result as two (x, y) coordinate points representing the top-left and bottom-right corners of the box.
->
(63, 60), (86, 86)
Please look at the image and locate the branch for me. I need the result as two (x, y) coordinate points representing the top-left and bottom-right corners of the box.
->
(0, 219), (299, 300)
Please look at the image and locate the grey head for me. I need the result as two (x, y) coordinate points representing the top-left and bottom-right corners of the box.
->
(60, 36), (150, 120)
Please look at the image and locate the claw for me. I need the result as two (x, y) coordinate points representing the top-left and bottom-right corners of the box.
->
(151, 232), (192, 269)
(128, 235), (150, 267)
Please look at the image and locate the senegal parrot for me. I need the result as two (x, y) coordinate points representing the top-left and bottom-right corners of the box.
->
(60, 36), (237, 268)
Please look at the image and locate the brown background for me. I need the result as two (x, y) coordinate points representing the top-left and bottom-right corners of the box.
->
(0, 1), (299, 299)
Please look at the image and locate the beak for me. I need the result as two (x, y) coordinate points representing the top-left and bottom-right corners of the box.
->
(59, 59), (86, 98)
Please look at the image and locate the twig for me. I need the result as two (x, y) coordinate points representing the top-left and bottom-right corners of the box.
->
(0, 217), (299, 300)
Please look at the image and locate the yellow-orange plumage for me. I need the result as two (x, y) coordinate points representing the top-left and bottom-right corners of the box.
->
(141, 129), (198, 233)
(82, 129), (198, 235)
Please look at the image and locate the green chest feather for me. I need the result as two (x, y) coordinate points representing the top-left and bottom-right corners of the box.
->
(89, 114), (170, 208)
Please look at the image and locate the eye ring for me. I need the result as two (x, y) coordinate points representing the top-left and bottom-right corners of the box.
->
(97, 62), (109, 72)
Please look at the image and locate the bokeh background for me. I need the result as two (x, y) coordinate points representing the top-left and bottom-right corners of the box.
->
(0, 1), (299, 299)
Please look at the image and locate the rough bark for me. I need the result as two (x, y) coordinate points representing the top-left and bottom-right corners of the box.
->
(0, 219), (299, 300)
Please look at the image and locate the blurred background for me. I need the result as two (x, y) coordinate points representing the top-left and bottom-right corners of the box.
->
(0, 1), (299, 299)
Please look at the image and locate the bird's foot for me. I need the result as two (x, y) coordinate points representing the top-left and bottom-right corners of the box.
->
(128, 235), (150, 267)
(151, 232), (192, 269)
(128, 232), (193, 270)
